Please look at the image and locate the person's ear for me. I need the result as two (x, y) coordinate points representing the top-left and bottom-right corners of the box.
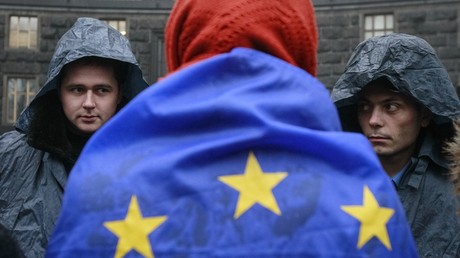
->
(421, 107), (432, 128)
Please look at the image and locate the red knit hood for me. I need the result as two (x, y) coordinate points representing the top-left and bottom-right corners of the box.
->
(165, 0), (318, 76)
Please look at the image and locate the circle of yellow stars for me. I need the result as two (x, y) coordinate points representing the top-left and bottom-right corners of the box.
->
(102, 152), (397, 258)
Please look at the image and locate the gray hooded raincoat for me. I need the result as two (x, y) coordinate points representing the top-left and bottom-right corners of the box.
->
(0, 17), (148, 257)
(332, 33), (460, 257)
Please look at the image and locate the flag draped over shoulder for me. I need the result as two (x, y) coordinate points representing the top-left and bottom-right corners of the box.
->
(46, 48), (418, 258)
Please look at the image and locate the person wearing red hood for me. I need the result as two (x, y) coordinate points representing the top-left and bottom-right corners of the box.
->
(46, 1), (417, 257)
(164, 0), (317, 75)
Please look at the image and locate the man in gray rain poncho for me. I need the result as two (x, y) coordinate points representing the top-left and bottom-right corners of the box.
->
(332, 33), (460, 257)
(0, 17), (148, 257)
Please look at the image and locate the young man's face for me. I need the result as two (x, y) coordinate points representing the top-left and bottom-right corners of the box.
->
(357, 82), (431, 162)
(60, 62), (121, 134)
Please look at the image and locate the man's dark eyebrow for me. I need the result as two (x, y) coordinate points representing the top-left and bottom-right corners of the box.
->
(95, 84), (115, 88)
(61, 83), (83, 88)
(358, 92), (404, 102)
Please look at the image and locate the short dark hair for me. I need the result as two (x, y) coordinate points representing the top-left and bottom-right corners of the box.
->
(362, 77), (424, 108)
(59, 56), (128, 89)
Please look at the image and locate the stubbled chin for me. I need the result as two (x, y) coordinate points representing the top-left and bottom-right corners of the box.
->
(77, 124), (100, 134)
(372, 146), (389, 155)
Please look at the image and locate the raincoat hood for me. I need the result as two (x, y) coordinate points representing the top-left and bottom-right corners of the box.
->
(15, 17), (148, 133)
(332, 33), (460, 133)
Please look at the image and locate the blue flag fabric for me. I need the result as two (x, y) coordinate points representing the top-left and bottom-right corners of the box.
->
(46, 48), (418, 258)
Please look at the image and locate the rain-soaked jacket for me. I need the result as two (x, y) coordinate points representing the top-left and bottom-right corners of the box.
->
(332, 33), (460, 257)
(0, 17), (148, 258)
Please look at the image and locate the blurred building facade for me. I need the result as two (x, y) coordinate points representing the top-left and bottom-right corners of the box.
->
(0, 0), (459, 132)
(314, 0), (460, 90)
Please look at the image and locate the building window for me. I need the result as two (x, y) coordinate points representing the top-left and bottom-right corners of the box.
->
(102, 19), (127, 36)
(151, 32), (166, 82)
(9, 16), (38, 49)
(156, 37), (166, 78)
(364, 14), (394, 40)
(4, 77), (39, 125)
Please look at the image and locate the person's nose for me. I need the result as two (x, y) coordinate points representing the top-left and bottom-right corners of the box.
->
(82, 91), (96, 109)
(368, 108), (384, 128)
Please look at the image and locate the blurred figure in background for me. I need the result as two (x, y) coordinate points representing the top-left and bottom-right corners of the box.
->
(445, 122), (460, 208)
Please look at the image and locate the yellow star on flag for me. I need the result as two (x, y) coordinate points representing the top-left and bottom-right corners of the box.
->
(218, 151), (288, 219)
(341, 185), (395, 250)
(104, 195), (167, 258)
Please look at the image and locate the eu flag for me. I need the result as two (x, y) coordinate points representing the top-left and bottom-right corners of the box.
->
(46, 48), (418, 258)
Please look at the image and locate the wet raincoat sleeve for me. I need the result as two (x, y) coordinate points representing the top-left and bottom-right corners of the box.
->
(0, 131), (65, 258)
